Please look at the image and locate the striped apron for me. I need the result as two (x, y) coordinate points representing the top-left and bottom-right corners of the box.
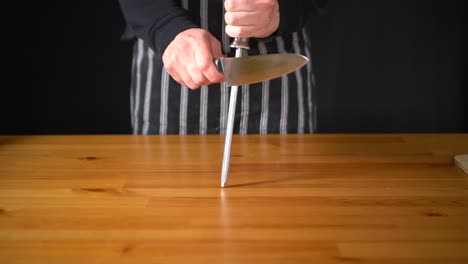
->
(130, 0), (317, 135)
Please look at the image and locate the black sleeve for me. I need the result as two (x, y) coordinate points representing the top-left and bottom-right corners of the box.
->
(118, 0), (199, 57)
(276, 0), (327, 35)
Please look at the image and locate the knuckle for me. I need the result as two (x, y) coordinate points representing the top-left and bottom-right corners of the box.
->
(164, 57), (180, 72)
(224, 26), (233, 37)
(224, 0), (232, 11)
(193, 75), (206, 86)
(184, 79), (197, 89)
(224, 13), (235, 25)
(172, 76), (182, 85)
(224, 13), (230, 24)
(198, 29), (210, 38)
(162, 52), (172, 64)
(226, 26), (238, 37)
(176, 43), (188, 53)
(163, 62), (175, 73)
(198, 60), (212, 72)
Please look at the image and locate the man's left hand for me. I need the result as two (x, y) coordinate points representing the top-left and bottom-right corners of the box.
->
(224, 0), (280, 38)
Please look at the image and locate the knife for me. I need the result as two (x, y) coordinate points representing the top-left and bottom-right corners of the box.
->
(220, 37), (309, 188)
(216, 53), (309, 86)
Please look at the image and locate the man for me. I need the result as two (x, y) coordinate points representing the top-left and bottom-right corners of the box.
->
(118, 0), (326, 134)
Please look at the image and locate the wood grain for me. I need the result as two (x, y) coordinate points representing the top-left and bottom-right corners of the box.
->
(0, 134), (467, 264)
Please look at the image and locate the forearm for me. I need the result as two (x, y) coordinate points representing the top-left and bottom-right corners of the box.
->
(118, 0), (199, 56)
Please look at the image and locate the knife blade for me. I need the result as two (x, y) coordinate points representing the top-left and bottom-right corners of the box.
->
(216, 53), (309, 86)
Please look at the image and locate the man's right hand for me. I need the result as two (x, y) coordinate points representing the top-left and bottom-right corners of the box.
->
(162, 28), (225, 90)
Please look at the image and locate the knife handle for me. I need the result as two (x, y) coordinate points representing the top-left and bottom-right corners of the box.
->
(230, 37), (250, 50)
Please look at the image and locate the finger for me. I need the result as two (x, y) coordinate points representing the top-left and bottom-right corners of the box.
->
(224, 0), (257, 12)
(185, 53), (211, 87)
(194, 54), (224, 84)
(194, 38), (225, 84)
(225, 0), (277, 12)
(178, 63), (200, 90)
(163, 58), (186, 87)
(225, 11), (257, 26)
(225, 24), (260, 38)
(210, 38), (226, 83)
(210, 36), (224, 59)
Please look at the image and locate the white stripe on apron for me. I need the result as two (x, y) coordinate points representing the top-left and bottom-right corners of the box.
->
(258, 41), (270, 134)
(220, 82), (228, 134)
(133, 39), (145, 134)
(239, 82), (250, 134)
(130, 43), (137, 131)
(292, 32), (305, 134)
(179, 88), (189, 134)
(159, 68), (170, 134)
(142, 48), (155, 134)
(302, 28), (316, 133)
(276, 36), (289, 134)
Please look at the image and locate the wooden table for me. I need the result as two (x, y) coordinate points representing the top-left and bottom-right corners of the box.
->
(0, 134), (467, 264)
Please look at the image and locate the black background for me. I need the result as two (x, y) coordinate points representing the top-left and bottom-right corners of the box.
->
(1, 0), (466, 134)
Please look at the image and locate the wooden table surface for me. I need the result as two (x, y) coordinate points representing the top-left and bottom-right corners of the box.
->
(0, 134), (467, 264)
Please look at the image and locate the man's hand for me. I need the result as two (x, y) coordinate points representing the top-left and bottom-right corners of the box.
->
(162, 28), (225, 90)
(224, 0), (280, 38)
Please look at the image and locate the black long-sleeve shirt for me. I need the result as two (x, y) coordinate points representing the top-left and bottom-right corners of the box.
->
(118, 0), (326, 57)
